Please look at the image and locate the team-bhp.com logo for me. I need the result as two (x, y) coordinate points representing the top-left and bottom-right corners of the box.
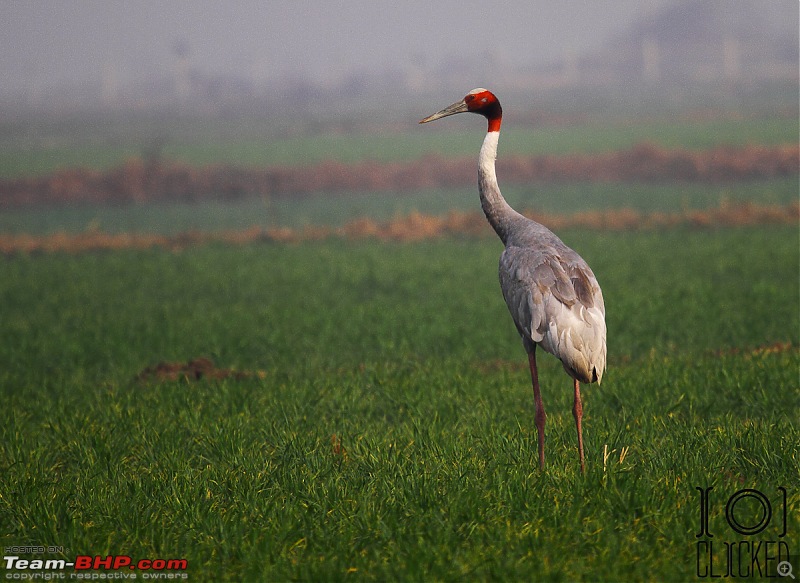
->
(3, 552), (188, 579)
(696, 486), (792, 579)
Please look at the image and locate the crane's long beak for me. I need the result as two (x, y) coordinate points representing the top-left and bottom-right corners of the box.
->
(419, 99), (468, 124)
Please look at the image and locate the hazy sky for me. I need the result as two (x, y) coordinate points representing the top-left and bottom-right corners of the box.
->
(2, 0), (682, 93)
(3, 0), (797, 98)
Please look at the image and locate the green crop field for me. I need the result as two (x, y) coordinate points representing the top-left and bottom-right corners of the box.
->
(1, 177), (797, 236)
(1, 112), (797, 178)
(1, 101), (798, 580)
(1, 225), (798, 581)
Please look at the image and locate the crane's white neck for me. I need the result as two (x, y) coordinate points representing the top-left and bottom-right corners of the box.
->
(478, 130), (523, 245)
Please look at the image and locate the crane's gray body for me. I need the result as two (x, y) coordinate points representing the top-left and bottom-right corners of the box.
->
(479, 131), (607, 384)
(420, 89), (605, 470)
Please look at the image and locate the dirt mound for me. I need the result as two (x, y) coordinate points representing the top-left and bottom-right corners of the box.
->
(712, 342), (797, 358)
(136, 357), (266, 383)
(1, 142), (797, 208)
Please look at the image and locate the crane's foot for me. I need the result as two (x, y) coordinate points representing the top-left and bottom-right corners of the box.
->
(573, 379), (585, 473)
(535, 404), (546, 470)
(528, 350), (546, 470)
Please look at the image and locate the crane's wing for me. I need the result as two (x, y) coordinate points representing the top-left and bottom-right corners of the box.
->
(499, 245), (606, 384)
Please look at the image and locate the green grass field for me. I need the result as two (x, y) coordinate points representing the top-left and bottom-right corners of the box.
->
(1, 113), (797, 177)
(1, 103), (798, 580)
(1, 177), (797, 236)
(1, 226), (798, 581)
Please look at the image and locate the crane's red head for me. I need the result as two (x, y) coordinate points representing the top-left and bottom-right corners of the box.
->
(419, 88), (502, 132)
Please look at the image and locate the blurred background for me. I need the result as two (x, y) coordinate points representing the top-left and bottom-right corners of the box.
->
(0, 0), (798, 116)
(0, 0), (797, 239)
(2, 0), (797, 115)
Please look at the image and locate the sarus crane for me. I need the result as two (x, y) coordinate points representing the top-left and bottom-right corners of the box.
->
(420, 88), (606, 472)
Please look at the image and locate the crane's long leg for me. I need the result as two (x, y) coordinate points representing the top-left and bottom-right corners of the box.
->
(573, 379), (585, 473)
(527, 348), (546, 470)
